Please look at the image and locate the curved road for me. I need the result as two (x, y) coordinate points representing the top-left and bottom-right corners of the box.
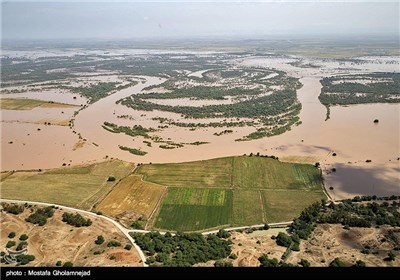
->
(0, 198), (148, 267)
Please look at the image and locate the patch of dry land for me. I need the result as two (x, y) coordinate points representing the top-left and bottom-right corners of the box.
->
(216, 224), (400, 267)
(0, 206), (142, 267)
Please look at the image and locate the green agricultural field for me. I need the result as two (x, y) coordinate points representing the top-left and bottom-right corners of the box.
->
(232, 156), (322, 190)
(136, 157), (232, 188)
(262, 189), (326, 223)
(0, 98), (78, 110)
(232, 190), (265, 226)
(154, 188), (232, 231)
(136, 156), (326, 231)
(0, 160), (134, 210)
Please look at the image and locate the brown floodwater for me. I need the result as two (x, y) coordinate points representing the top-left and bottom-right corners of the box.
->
(1, 55), (399, 199)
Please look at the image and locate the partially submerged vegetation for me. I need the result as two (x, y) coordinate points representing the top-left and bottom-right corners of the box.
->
(118, 145), (147, 156)
(319, 73), (400, 118)
(120, 68), (303, 141)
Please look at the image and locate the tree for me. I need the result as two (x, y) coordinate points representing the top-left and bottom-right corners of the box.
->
(8, 232), (16, 238)
(216, 229), (231, 239)
(258, 255), (279, 267)
(16, 242), (28, 251)
(107, 176), (116, 182)
(19, 234), (29, 241)
(298, 259), (310, 267)
(56, 261), (62, 267)
(354, 260), (366, 267)
(387, 251), (396, 261)
(124, 244), (132, 251)
(329, 258), (347, 267)
(214, 260), (233, 267)
(63, 262), (73, 267)
(276, 232), (292, 248)
(95, 235), (104, 245)
(6, 241), (16, 248)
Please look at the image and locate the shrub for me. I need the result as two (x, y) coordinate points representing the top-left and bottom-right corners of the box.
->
(8, 232), (16, 238)
(124, 244), (132, 251)
(56, 261), (62, 267)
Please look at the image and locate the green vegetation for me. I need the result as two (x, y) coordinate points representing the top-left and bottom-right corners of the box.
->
(155, 188), (232, 231)
(62, 212), (92, 227)
(25, 206), (55, 226)
(132, 231), (232, 267)
(8, 232), (16, 238)
(16, 255), (35, 265)
(66, 82), (118, 103)
(291, 197), (400, 243)
(124, 244), (132, 251)
(63, 262), (73, 267)
(95, 235), (105, 245)
(137, 156), (324, 231)
(6, 241), (16, 248)
(16, 241), (28, 251)
(119, 145), (147, 156)
(214, 260), (233, 267)
(19, 234), (29, 241)
(120, 67), (302, 141)
(319, 73), (400, 118)
(0, 98), (77, 110)
(102, 122), (155, 139)
(56, 261), (62, 267)
(214, 130), (233, 136)
(107, 176), (116, 182)
(107, 241), (121, 247)
(329, 258), (347, 267)
(0, 160), (134, 210)
(2, 204), (24, 215)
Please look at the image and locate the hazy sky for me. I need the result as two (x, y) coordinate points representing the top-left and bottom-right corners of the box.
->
(2, 1), (399, 40)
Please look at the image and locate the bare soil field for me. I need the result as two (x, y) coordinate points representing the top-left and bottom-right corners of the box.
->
(0, 208), (142, 267)
(96, 175), (166, 227)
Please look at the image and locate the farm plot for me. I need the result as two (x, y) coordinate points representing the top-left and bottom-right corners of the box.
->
(0, 160), (134, 210)
(138, 156), (325, 231)
(96, 175), (166, 219)
(232, 190), (265, 226)
(154, 188), (232, 231)
(262, 190), (326, 223)
(0, 98), (78, 110)
(136, 157), (232, 189)
(232, 156), (322, 190)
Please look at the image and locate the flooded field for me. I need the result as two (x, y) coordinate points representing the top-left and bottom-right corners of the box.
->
(1, 51), (399, 199)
